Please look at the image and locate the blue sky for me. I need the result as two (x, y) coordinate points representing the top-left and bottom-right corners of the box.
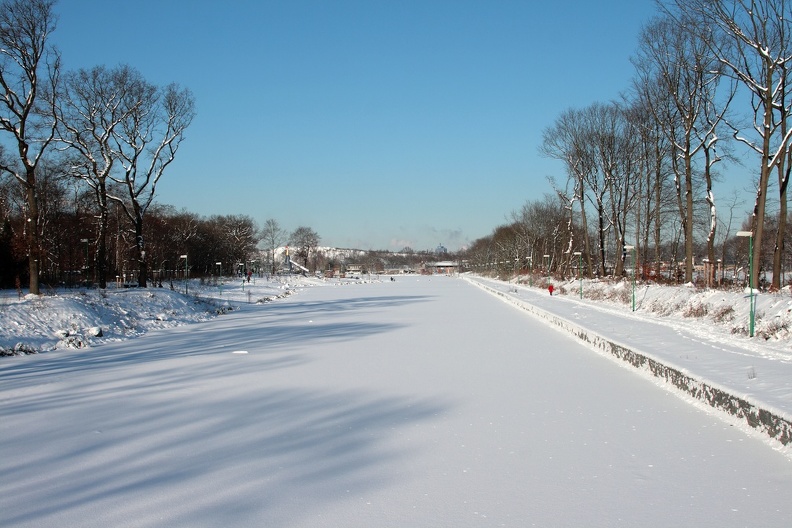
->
(55, 0), (658, 251)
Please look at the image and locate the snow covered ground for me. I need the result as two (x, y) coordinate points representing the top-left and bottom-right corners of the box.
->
(466, 275), (792, 446)
(1, 274), (791, 526)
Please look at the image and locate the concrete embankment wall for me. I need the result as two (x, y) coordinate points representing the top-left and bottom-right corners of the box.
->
(468, 279), (792, 448)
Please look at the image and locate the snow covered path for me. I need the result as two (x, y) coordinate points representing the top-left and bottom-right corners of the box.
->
(1, 276), (791, 527)
(466, 275), (792, 420)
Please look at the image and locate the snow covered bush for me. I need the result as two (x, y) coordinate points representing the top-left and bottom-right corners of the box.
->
(711, 305), (735, 323)
(683, 301), (709, 318)
(0, 343), (38, 356)
(757, 316), (789, 341)
(649, 298), (685, 316)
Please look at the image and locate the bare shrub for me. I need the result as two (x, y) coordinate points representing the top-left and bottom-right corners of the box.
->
(617, 288), (631, 305)
(587, 288), (606, 301)
(756, 317), (787, 340)
(683, 301), (709, 318)
(711, 305), (735, 323)
(649, 299), (684, 316)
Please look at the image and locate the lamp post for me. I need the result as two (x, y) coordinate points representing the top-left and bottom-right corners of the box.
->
(180, 254), (188, 295)
(624, 245), (635, 311)
(527, 256), (533, 287)
(736, 231), (755, 337)
(573, 251), (582, 299)
(80, 238), (89, 285)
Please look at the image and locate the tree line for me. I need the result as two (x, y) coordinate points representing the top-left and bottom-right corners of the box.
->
(465, 0), (792, 290)
(8, 0), (792, 292)
(0, 1), (330, 291)
(0, 0), (195, 292)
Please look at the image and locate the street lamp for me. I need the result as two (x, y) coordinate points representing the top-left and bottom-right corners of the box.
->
(624, 245), (636, 311)
(180, 254), (188, 295)
(573, 251), (582, 299)
(80, 238), (89, 285)
(736, 231), (755, 337)
(527, 256), (533, 287)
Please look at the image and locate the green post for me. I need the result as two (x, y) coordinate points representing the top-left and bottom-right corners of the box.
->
(624, 245), (636, 311)
(736, 231), (755, 337)
(528, 256), (533, 287)
(573, 251), (582, 299)
(749, 235), (755, 337)
(632, 247), (636, 311)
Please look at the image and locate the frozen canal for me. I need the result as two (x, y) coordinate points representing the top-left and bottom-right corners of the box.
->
(1, 276), (790, 527)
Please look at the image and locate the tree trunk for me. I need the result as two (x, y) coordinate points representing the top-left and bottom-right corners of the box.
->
(704, 147), (717, 287)
(135, 214), (148, 288)
(597, 201), (607, 277)
(683, 152), (695, 283)
(25, 166), (40, 295)
(96, 179), (109, 289)
(773, 136), (791, 290)
(578, 184), (593, 278)
(654, 144), (663, 281)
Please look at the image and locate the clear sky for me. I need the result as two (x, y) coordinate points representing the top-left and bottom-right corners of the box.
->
(54, 0), (658, 251)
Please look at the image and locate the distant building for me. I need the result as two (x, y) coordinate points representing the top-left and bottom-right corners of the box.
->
(424, 260), (458, 275)
(436, 244), (448, 255)
(345, 264), (363, 276)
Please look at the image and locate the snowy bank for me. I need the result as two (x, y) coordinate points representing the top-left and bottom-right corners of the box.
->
(466, 276), (792, 450)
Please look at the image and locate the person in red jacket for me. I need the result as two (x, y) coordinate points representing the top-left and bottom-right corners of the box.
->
(548, 284), (554, 296)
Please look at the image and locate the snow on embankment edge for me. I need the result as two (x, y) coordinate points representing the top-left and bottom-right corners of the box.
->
(465, 278), (792, 450)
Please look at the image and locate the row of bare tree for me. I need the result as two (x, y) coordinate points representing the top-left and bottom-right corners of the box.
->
(467, 0), (792, 290)
(0, 167), (323, 288)
(0, 0), (194, 292)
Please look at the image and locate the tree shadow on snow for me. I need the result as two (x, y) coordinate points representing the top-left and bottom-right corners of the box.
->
(1, 385), (451, 527)
(0, 314), (406, 389)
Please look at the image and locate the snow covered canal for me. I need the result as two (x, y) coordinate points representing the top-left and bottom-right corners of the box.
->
(1, 276), (790, 527)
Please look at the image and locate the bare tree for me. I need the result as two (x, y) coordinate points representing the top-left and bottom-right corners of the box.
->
(591, 102), (642, 277)
(634, 13), (733, 282)
(624, 86), (675, 279)
(110, 81), (195, 287)
(288, 226), (320, 271)
(0, 0), (59, 294)
(260, 218), (286, 275)
(211, 214), (259, 275)
(513, 195), (568, 275)
(540, 107), (596, 276)
(579, 103), (625, 277)
(57, 65), (150, 288)
(672, 0), (792, 289)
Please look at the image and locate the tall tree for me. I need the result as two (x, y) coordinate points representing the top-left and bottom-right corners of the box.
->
(673, 0), (792, 289)
(57, 65), (148, 288)
(540, 107), (596, 277)
(211, 214), (259, 274)
(289, 226), (320, 271)
(635, 13), (731, 282)
(260, 218), (286, 275)
(0, 0), (59, 294)
(110, 81), (195, 287)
